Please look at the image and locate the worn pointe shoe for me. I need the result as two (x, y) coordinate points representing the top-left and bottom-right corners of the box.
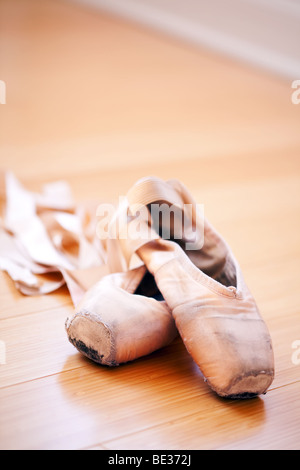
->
(115, 176), (275, 398)
(65, 265), (177, 365)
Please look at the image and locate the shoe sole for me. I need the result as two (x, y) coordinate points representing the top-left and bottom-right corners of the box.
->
(65, 311), (118, 366)
(211, 370), (274, 399)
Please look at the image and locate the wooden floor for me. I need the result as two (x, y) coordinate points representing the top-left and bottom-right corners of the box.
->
(0, 0), (300, 450)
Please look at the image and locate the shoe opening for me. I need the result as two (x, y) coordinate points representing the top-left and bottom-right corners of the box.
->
(134, 270), (164, 301)
(146, 202), (237, 289)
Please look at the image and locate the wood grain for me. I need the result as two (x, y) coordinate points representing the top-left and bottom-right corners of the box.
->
(0, 0), (299, 450)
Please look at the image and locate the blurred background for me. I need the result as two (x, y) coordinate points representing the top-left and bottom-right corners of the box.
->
(0, 0), (299, 203)
(79, 0), (300, 79)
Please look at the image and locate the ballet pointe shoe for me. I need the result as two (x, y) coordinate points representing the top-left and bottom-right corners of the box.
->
(66, 265), (177, 366)
(115, 176), (275, 397)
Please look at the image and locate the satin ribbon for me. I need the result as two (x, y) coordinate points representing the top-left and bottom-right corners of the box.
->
(0, 173), (208, 306)
(106, 176), (205, 273)
(0, 171), (108, 306)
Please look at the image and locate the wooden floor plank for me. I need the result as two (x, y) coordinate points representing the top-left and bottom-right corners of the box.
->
(0, 304), (298, 388)
(0, 0), (299, 451)
(0, 302), (298, 448)
(1, 335), (298, 450)
(0, 272), (72, 320)
(0, 234), (299, 390)
(102, 382), (300, 451)
(0, 305), (77, 388)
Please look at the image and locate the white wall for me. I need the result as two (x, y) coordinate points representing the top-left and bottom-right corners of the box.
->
(73, 0), (300, 79)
